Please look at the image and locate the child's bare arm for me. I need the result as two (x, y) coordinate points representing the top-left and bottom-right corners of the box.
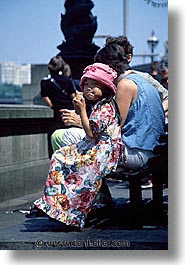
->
(73, 94), (93, 138)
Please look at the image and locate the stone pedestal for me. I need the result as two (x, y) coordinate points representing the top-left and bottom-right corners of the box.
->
(0, 105), (55, 202)
(57, 0), (100, 79)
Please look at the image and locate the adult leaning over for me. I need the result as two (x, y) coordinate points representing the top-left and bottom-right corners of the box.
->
(94, 43), (165, 169)
(51, 35), (168, 153)
(52, 43), (166, 209)
(105, 35), (168, 117)
(52, 43), (166, 210)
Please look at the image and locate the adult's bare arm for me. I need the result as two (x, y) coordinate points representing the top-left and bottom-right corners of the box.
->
(59, 109), (82, 127)
(115, 78), (137, 127)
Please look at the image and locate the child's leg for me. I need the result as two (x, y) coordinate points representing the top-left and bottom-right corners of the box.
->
(51, 128), (86, 152)
(61, 127), (86, 146)
(51, 129), (65, 152)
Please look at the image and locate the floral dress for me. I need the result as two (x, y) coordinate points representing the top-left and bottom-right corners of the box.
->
(34, 98), (124, 228)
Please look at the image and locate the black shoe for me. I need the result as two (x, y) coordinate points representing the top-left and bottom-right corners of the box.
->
(141, 180), (153, 189)
(25, 205), (47, 218)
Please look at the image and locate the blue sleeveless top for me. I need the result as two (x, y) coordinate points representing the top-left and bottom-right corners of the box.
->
(121, 74), (165, 151)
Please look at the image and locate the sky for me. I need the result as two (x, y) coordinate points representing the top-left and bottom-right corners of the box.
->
(0, 0), (168, 67)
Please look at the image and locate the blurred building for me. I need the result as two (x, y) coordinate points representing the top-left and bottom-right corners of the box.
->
(0, 61), (31, 87)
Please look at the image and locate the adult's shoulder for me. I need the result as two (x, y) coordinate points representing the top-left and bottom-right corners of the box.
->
(117, 76), (137, 90)
(116, 75), (138, 105)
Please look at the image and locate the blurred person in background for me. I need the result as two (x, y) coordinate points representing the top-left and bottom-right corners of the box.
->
(40, 55), (77, 127)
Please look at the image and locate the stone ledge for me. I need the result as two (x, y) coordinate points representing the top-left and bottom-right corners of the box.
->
(0, 104), (53, 119)
(0, 134), (49, 167)
(0, 159), (50, 202)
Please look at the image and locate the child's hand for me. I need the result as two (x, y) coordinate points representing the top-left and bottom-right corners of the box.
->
(73, 96), (86, 114)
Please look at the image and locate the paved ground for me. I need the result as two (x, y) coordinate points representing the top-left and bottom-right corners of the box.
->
(0, 180), (168, 250)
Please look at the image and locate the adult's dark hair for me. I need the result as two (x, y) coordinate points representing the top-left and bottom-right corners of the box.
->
(48, 55), (72, 77)
(94, 44), (130, 76)
(106, 35), (134, 56)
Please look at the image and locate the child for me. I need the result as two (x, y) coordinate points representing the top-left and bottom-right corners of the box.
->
(40, 55), (76, 123)
(34, 63), (124, 229)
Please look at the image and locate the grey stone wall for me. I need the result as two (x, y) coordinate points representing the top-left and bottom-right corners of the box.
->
(0, 104), (56, 202)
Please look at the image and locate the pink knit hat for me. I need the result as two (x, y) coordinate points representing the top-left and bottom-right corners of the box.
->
(80, 63), (117, 95)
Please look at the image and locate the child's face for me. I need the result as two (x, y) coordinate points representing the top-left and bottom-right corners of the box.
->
(83, 78), (105, 101)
